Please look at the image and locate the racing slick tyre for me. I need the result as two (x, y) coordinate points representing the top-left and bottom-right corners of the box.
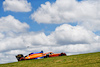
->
(16, 54), (24, 61)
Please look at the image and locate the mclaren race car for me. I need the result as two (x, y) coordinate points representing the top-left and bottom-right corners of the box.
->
(16, 51), (66, 61)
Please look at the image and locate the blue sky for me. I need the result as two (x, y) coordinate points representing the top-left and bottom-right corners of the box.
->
(0, 0), (100, 64)
(0, 0), (80, 35)
(1, 0), (96, 35)
(0, 0), (58, 35)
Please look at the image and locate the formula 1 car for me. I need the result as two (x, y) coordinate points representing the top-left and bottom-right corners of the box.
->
(16, 51), (66, 61)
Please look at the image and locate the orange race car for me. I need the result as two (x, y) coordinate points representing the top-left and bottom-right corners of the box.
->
(16, 51), (66, 61)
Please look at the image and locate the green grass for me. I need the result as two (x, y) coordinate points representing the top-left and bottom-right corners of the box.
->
(0, 52), (100, 67)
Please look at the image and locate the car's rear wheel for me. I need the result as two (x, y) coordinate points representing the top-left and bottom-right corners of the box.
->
(16, 54), (24, 61)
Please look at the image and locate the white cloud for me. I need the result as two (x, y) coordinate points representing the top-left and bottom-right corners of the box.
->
(23, 32), (54, 46)
(3, 0), (32, 12)
(0, 15), (29, 33)
(0, 15), (29, 52)
(0, 33), (4, 40)
(48, 24), (96, 45)
(0, 22), (97, 53)
(0, 15), (54, 53)
(31, 0), (100, 31)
